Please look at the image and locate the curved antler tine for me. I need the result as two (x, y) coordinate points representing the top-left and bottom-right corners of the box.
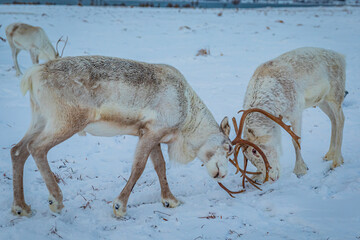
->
(218, 182), (246, 198)
(56, 35), (63, 55)
(60, 36), (68, 58)
(235, 108), (301, 149)
(242, 155), (249, 188)
(233, 145), (242, 174)
(218, 108), (290, 196)
(232, 139), (270, 183)
(232, 117), (239, 134)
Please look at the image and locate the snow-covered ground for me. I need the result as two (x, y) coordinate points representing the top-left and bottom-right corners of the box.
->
(0, 5), (360, 240)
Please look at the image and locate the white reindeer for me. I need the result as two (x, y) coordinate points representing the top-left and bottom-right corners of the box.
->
(5, 23), (66, 76)
(242, 47), (346, 182)
(11, 56), (232, 217)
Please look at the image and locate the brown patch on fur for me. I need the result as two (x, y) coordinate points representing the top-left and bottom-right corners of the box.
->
(206, 151), (215, 159)
(14, 40), (23, 47)
(99, 112), (142, 128)
(9, 25), (19, 37)
(254, 61), (289, 79)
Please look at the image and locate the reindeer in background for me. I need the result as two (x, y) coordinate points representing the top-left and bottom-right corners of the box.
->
(5, 23), (67, 76)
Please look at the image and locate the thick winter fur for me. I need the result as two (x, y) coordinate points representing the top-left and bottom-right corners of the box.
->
(12, 56), (231, 217)
(5, 23), (59, 76)
(243, 47), (346, 181)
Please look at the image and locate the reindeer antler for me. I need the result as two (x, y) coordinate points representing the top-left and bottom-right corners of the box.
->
(55, 36), (63, 56)
(218, 108), (301, 197)
(56, 36), (68, 57)
(60, 36), (68, 58)
(236, 108), (300, 148)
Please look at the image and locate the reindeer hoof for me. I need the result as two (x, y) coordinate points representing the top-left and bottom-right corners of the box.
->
(251, 174), (266, 183)
(161, 198), (180, 208)
(11, 204), (32, 217)
(331, 158), (343, 169)
(48, 195), (64, 213)
(113, 199), (126, 218)
(323, 153), (334, 162)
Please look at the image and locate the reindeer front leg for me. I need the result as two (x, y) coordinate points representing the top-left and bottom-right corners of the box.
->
(150, 144), (180, 208)
(291, 117), (308, 177)
(29, 49), (39, 64)
(113, 132), (159, 218)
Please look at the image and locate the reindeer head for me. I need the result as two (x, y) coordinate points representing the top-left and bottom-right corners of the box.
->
(218, 108), (300, 197)
(238, 108), (300, 182)
(198, 117), (233, 180)
(243, 124), (281, 182)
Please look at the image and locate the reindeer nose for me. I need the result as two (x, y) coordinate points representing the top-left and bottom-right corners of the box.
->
(219, 172), (227, 179)
(213, 163), (227, 179)
(213, 171), (227, 179)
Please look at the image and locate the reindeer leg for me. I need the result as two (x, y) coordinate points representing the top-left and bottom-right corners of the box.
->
(27, 126), (77, 214)
(11, 131), (41, 216)
(11, 109), (45, 216)
(29, 50), (39, 64)
(113, 132), (159, 217)
(9, 44), (22, 76)
(319, 101), (336, 161)
(320, 101), (344, 168)
(291, 117), (308, 177)
(150, 144), (180, 208)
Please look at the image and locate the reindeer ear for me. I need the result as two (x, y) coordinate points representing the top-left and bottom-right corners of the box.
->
(220, 117), (230, 137)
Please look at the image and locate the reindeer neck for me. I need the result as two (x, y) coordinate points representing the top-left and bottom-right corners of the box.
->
(42, 43), (57, 60)
(180, 88), (220, 152)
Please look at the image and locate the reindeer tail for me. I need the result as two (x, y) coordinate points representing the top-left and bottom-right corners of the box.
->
(20, 65), (43, 96)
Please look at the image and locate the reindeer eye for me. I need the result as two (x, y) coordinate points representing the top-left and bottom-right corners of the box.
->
(248, 129), (254, 134)
(228, 145), (233, 152)
(252, 148), (257, 155)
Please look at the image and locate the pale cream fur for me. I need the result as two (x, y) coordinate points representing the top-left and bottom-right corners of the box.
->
(11, 56), (232, 217)
(243, 47), (346, 182)
(6, 22), (59, 76)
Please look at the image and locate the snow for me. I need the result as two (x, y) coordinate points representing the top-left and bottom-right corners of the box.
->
(1, 4), (360, 240)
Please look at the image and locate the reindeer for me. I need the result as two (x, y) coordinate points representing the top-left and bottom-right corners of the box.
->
(5, 23), (67, 76)
(11, 56), (232, 217)
(242, 47), (346, 182)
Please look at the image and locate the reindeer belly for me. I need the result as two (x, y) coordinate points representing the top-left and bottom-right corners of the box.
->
(83, 121), (138, 137)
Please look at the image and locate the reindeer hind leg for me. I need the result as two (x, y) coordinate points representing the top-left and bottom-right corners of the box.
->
(319, 101), (344, 168)
(11, 130), (41, 216)
(27, 122), (79, 214)
(11, 111), (45, 216)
